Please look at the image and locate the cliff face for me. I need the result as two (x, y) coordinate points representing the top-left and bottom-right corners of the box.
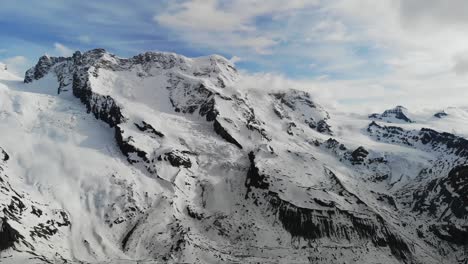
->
(245, 150), (413, 262)
(0, 48), (464, 263)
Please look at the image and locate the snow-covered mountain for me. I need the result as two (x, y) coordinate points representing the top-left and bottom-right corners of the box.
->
(369, 105), (414, 123)
(0, 49), (466, 263)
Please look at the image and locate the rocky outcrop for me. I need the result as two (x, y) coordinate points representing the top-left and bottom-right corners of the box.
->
(72, 72), (125, 127)
(369, 106), (413, 123)
(114, 125), (149, 164)
(135, 121), (165, 138)
(369, 122), (468, 158)
(244, 151), (413, 262)
(271, 90), (332, 135)
(419, 128), (468, 158)
(315, 119), (332, 134)
(161, 150), (192, 168)
(268, 193), (411, 261)
(24, 55), (68, 83)
(199, 98), (218, 122)
(413, 166), (468, 245)
(351, 146), (369, 165)
(213, 119), (242, 149)
(434, 111), (448, 118)
(244, 152), (269, 193)
(1, 148), (8, 162)
(0, 218), (23, 251)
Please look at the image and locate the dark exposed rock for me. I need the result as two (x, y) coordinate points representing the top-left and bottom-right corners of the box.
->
(272, 103), (288, 119)
(286, 122), (296, 136)
(1, 148), (9, 161)
(31, 206), (43, 217)
(4, 196), (26, 221)
(371, 122), (468, 159)
(30, 222), (58, 240)
(267, 193), (411, 261)
(24, 55), (69, 83)
(130, 52), (185, 70)
(0, 218), (23, 251)
(244, 152), (412, 261)
(199, 98), (218, 122)
(367, 122), (413, 146)
(135, 121), (165, 138)
(163, 150), (192, 168)
(231, 95), (270, 141)
(351, 146), (369, 165)
(115, 125), (149, 164)
(413, 165), (468, 220)
(122, 222), (138, 250)
(186, 206), (204, 220)
(324, 138), (347, 151)
(419, 128), (468, 158)
(168, 82), (214, 114)
(372, 174), (389, 182)
(57, 211), (71, 227)
(271, 90), (332, 135)
(429, 224), (468, 245)
(244, 152), (269, 194)
(316, 120), (332, 135)
(213, 119), (242, 149)
(434, 111), (448, 118)
(72, 72), (125, 127)
(272, 91), (317, 110)
(409, 164), (468, 246)
(373, 192), (398, 210)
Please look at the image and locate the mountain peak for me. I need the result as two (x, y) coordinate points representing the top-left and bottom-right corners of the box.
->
(369, 105), (414, 123)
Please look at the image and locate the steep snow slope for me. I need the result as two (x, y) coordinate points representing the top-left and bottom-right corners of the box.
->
(0, 63), (20, 81)
(0, 49), (466, 263)
(0, 69), (167, 263)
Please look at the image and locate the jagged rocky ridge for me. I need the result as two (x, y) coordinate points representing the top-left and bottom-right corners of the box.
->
(245, 150), (412, 261)
(369, 105), (414, 123)
(368, 122), (468, 249)
(0, 48), (465, 263)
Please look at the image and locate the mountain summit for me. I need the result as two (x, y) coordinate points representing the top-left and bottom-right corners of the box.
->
(369, 105), (414, 123)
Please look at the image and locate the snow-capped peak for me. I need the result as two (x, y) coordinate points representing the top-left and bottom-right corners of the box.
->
(369, 105), (414, 123)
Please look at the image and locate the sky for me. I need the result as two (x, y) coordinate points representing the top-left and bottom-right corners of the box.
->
(1, 0), (468, 112)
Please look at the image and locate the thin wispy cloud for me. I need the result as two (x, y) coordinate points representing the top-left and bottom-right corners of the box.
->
(1, 55), (28, 76)
(53, 43), (74, 57)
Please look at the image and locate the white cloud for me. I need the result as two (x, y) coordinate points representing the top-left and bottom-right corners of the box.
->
(53, 42), (74, 57)
(453, 51), (468, 76)
(276, 0), (468, 111)
(1, 56), (29, 76)
(237, 69), (468, 115)
(229, 56), (242, 64)
(154, 0), (318, 54)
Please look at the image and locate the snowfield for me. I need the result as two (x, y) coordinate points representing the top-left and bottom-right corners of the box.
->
(0, 50), (466, 263)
